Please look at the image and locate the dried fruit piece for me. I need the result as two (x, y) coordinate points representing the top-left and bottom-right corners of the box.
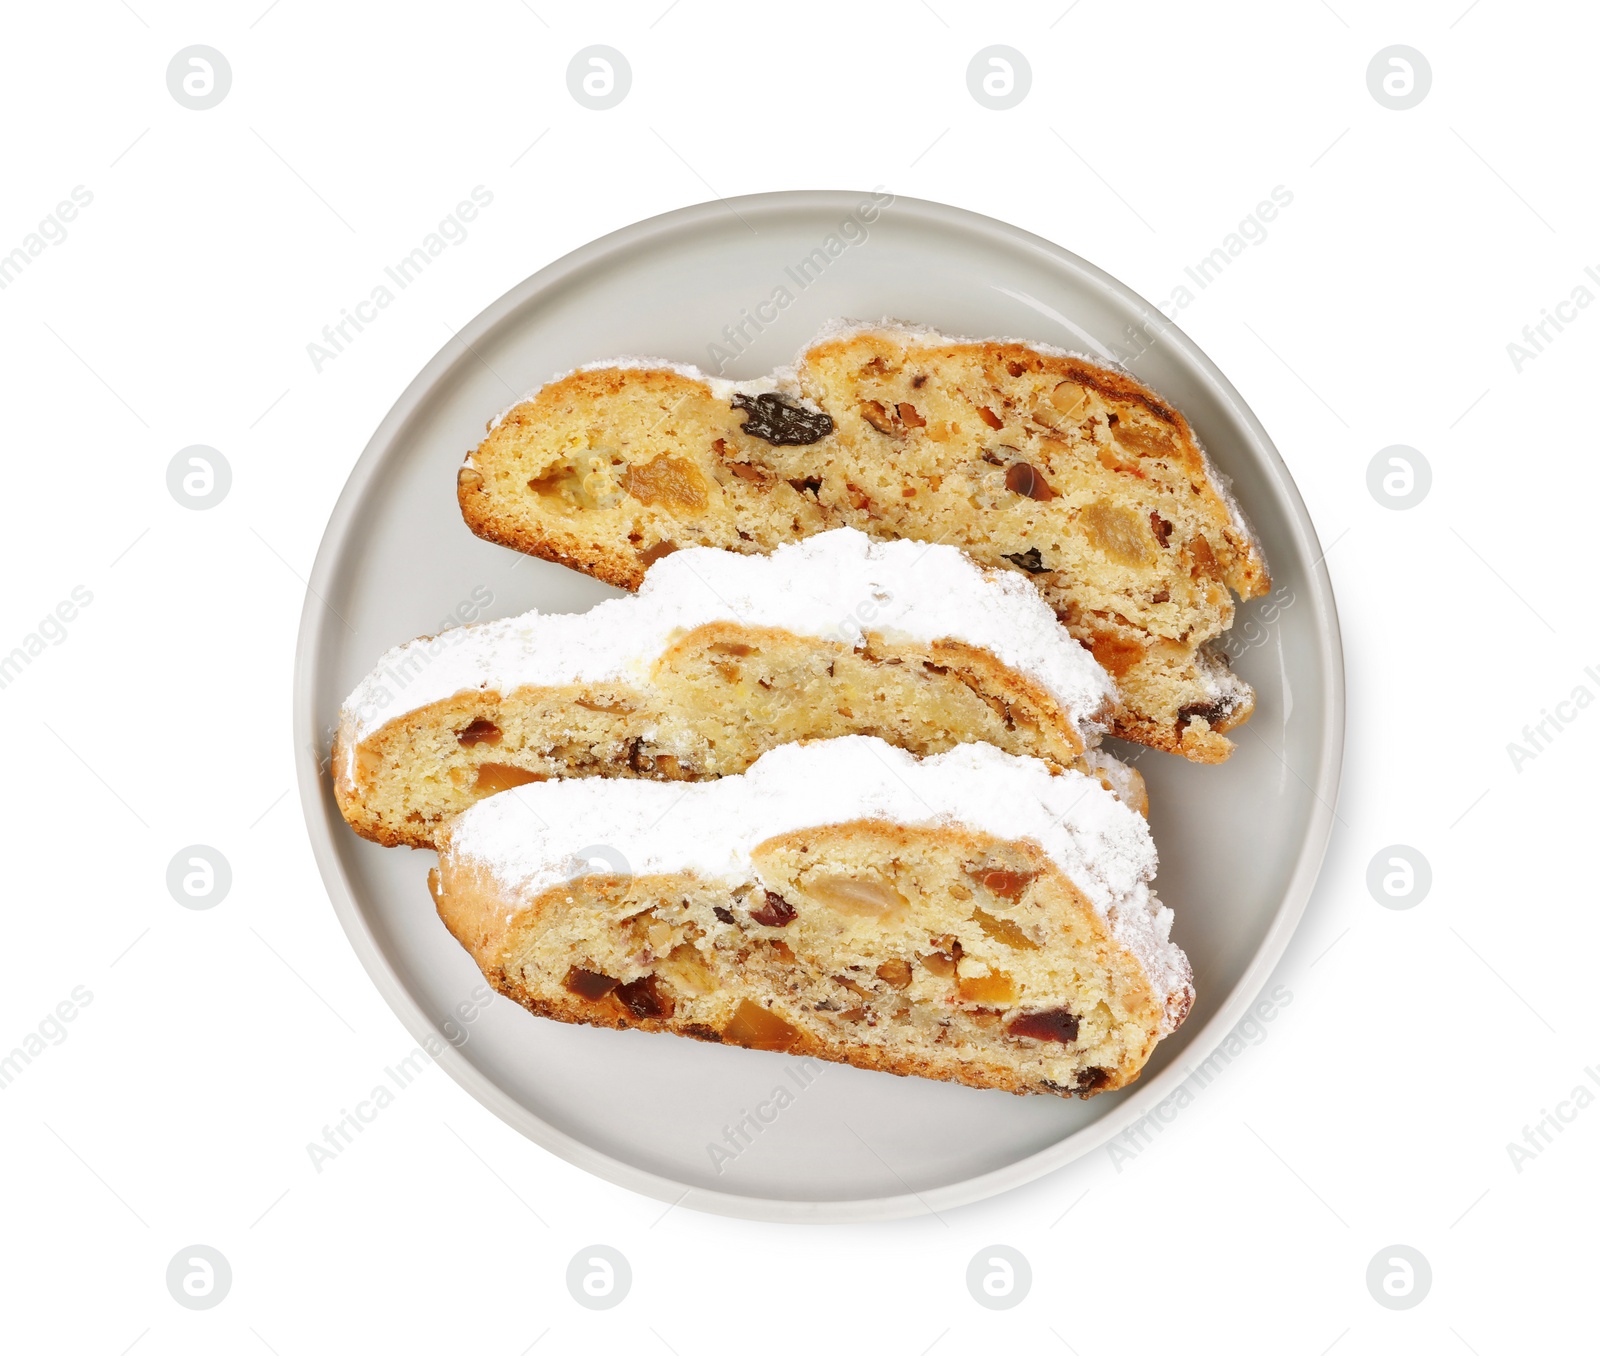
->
(620, 456), (708, 511)
(713, 906), (736, 924)
(920, 950), (955, 978)
(456, 718), (501, 747)
(970, 907), (1039, 950)
(1003, 547), (1048, 574)
(957, 967), (1017, 1004)
(896, 402), (926, 428)
(1149, 512), (1174, 546)
(876, 959), (913, 989)
(723, 999), (801, 1051)
(614, 974), (674, 1019)
(787, 475), (823, 496)
(844, 483), (872, 511)
(1081, 500), (1157, 567)
(967, 867), (1037, 901)
(1178, 700), (1227, 730)
(731, 391), (834, 445)
(1088, 631), (1146, 678)
(728, 462), (765, 482)
(802, 874), (909, 921)
(1007, 1007), (1080, 1043)
(1005, 462), (1059, 501)
(475, 763), (545, 793)
(1076, 1065), (1111, 1090)
(527, 464), (590, 507)
(978, 406), (1004, 430)
(564, 966), (619, 1001)
(640, 540), (678, 565)
(749, 891), (797, 927)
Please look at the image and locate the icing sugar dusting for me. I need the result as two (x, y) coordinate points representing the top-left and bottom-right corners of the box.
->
(341, 528), (1115, 743)
(447, 736), (1192, 1030)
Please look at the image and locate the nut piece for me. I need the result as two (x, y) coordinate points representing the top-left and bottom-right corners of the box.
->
(876, 959), (913, 990)
(1050, 380), (1088, 416)
(967, 867), (1037, 901)
(861, 400), (899, 435)
(970, 907), (1039, 951)
(1005, 462), (1059, 501)
(802, 874), (909, 921)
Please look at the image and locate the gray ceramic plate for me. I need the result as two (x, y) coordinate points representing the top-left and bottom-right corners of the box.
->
(293, 191), (1343, 1222)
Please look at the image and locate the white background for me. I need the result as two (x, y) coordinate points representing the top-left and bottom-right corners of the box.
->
(2, 1), (1594, 1351)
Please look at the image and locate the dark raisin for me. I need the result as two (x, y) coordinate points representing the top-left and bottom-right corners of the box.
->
(563, 967), (619, 1001)
(627, 738), (654, 772)
(1178, 700), (1227, 729)
(732, 392), (834, 445)
(456, 718), (501, 747)
(1149, 512), (1174, 546)
(1006, 1007), (1080, 1043)
(787, 476), (823, 496)
(614, 974), (674, 1019)
(1151, 589), (1170, 604)
(1003, 547), (1048, 574)
(1076, 1066), (1112, 1092)
(1004, 462), (1059, 501)
(749, 891), (797, 927)
(911, 374), (927, 389)
(713, 906), (736, 924)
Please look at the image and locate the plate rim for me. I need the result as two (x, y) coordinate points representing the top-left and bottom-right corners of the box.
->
(292, 189), (1346, 1224)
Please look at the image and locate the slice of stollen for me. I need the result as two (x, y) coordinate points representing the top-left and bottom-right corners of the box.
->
(432, 737), (1193, 1097)
(333, 528), (1142, 849)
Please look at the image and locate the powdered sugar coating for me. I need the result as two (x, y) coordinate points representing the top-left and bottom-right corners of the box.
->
(447, 736), (1192, 1032)
(340, 527), (1116, 744)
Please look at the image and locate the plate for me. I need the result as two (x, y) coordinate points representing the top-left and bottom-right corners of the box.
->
(293, 191), (1344, 1222)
